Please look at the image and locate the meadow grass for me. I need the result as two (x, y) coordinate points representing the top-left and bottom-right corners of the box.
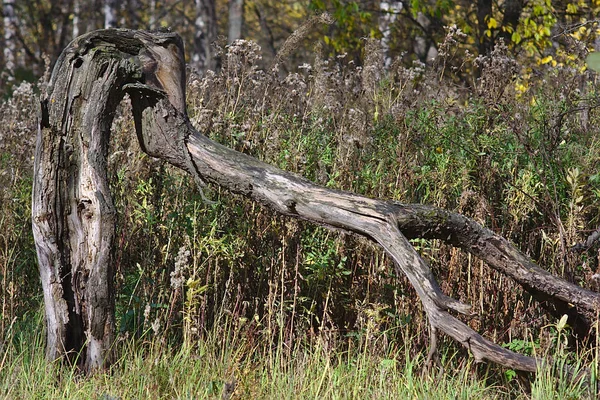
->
(1, 313), (595, 399)
(0, 322), (495, 399)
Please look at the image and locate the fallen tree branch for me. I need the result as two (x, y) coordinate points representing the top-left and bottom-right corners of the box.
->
(33, 28), (599, 378)
(136, 94), (592, 374)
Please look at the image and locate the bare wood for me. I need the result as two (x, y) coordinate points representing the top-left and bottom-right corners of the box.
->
(133, 97), (556, 373)
(392, 204), (600, 338)
(138, 99), (600, 332)
(33, 29), (179, 370)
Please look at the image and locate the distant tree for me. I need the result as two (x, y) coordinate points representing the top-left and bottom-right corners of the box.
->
(3, 0), (17, 78)
(149, 0), (157, 29)
(104, 0), (118, 28)
(379, 1), (403, 67)
(228, 0), (244, 43)
(72, 0), (81, 38)
(477, 0), (493, 55)
(192, 0), (218, 73)
(125, 0), (141, 29)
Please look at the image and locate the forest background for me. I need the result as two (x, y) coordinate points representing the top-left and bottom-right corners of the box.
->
(2, 0), (600, 398)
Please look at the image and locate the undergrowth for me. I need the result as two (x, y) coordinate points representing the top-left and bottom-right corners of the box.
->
(2, 27), (600, 397)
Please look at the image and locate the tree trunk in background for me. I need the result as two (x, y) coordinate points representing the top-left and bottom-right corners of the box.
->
(149, 0), (157, 29)
(104, 0), (117, 28)
(126, 0), (140, 29)
(252, 4), (277, 60)
(414, 12), (437, 63)
(228, 0), (244, 43)
(193, 0), (217, 73)
(72, 0), (81, 39)
(35, 29), (600, 378)
(499, 0), (523, 43)
(477, 0), (493, 55)
(379, 1), (402, 68)
(3, 0), (16, 78)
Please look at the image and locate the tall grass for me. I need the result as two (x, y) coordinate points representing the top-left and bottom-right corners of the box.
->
(2, 314), (595, 399)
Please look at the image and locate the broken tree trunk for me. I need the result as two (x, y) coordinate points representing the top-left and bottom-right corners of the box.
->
(33, 28), (600, 374)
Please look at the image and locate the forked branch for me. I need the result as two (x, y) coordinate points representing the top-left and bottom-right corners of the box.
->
(33, 28), (599, 378)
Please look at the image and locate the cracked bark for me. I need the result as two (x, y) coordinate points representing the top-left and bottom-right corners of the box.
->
(33, 28), (599, 376)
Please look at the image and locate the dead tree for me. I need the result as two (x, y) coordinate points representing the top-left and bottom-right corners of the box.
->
(32, 28), (600, 373)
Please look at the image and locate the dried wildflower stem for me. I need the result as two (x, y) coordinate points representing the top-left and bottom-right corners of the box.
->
(34, 28), (598, 379)
(272, 12), (334, 68)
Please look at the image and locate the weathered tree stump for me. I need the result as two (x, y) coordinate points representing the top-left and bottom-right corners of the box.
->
(33, 28), (600, 375)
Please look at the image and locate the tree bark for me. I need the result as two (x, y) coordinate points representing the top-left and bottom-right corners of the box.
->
(34, 28), (600, 376)
(33, 29), (142, 370)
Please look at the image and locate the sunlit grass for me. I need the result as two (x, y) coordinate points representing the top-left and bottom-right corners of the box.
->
(1, 318), (596, 399)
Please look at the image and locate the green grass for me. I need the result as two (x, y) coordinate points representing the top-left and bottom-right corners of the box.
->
(1, 317), (595, 399)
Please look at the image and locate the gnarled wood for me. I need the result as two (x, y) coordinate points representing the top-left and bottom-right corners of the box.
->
(33, 28), (599, 377)
(33, 29), (168, 371)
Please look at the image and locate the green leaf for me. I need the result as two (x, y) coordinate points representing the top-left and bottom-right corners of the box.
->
(511, 31), (522, 44)
(505, 369), (517, 381)
(586, 52), (600, 73)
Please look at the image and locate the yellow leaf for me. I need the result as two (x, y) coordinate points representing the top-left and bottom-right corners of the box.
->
(187, 277), (199, 288)
(540, 55), (553, 64)
(487, 17), (498, 29)
(515, 82), (528, 94)
(541, 26), (551, 36)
